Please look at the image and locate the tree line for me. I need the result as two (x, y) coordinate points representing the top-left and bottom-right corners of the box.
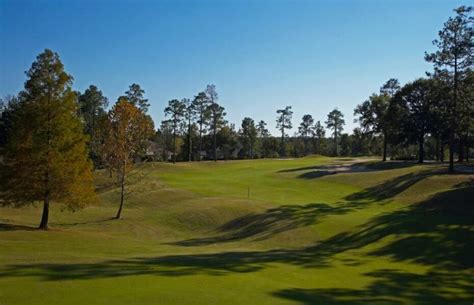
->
(0, 6), (472, 228)
(155, 7), (473, 169)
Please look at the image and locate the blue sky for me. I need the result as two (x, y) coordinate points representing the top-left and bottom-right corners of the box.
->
(0, 0), (466, 135)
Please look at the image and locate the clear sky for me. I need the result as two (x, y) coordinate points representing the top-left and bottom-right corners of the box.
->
(0, 0), (467, 135)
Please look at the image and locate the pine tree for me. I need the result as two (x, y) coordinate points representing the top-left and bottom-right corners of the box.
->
(425, 6), (473, 172)
(78, 85), (108, 167)
(2, 49), (96, 229)
(276, 106), (293, 157)
(298, 114), (314, 155)
(325, 108), (345, 156)
(192, 92), (211, 160)
(164, 99), (186, 163)
(312, 121), (325, 155)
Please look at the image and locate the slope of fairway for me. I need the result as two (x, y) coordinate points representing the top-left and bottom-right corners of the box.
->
(0, 156), (473, 305)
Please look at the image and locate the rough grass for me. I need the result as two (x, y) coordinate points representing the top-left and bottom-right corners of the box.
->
(0, 156), (472, 305)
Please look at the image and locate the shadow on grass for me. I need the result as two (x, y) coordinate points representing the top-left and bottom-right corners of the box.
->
(55, 218), (115, 227)
(173, 169), (470, 248)
(420, 180), (474, 213)
(2, 182), (472, 282)
(171, 203), (360, 246)
(273, 269), (473, 305)
(0, 223), (37, 231)
(345, 169), (472, 203)
(0, 175), (471, 305)
(0, 218), (115, 231)
(279, 161), (420, 179)
(345, 171), (432, 202)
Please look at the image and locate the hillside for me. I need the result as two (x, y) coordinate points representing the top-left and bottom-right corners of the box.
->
(0, 156), (472, 305)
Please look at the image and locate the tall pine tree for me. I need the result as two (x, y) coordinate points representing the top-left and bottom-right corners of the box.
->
(2, 49), (96, 229)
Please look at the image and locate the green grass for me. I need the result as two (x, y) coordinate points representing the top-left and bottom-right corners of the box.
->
(1, 156), (473, 305)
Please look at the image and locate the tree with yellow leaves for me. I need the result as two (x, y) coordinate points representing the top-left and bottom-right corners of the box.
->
(105, 97), (154, 219)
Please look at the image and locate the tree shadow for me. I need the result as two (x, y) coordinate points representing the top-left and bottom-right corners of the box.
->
(55, 217), (115, 227)
(0, 223), (36, 231)
(345, 172), (431, 202)
(279, 161), (420, 180)
(420, 180), (474, 213)
(273, 268), (472, 305)
(170, 202), (362, 246)
(345, 169), (471, 202)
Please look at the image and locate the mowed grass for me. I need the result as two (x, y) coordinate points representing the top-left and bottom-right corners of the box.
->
(0, 156), (473, 305)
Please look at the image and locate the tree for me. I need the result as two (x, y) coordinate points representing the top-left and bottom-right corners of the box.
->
(164, 99), (186, 163)
(355, 94), (390, 161)
(205, 85), (227, 161)
(217, 124), (239, 160)
(122, 83), (150, 113)
(0, 95), (19, 148)
(78, 85), (108, 167)
(355, 78), (400, 162)
(257, 120), (274, 158)
(257, 120), (270, 138)
(461, 70), (474, 161)
(325, 108), (345, 156)
(208, 102), (227, 161)
(192, 92), (210, 160)
(393, 78), (435, 163)
(276, 106), (293, 156)
(425, 6), (473, 172)
(240, 117), (257, 158)
(352, 127), (373, 156)
(429, 77), (451, 161)
(205, 84), (218, 105)
(183, 98), (195, 161)
(339, 133), (351, 156)
(298, 114), (314, 155)
(312, 120), (325, 155)
(157, 120), (173, 161)
(105, 98), (154, 219)
(1, 49), (96, 229)
(380, 78), (401, 98)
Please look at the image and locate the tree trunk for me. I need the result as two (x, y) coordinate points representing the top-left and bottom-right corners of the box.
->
(458, 137), (465, 163)
(449, 134), (454, 173)
(449, 47), (458, 172)
(306, 137), (310, 156)
(188, 118), (192, 162)
(39, 193), (50, 229)
(440, 140), (445, 162)
(172, 127), (176, 164)
(418, 135), (424, 164)
(382, 132), (387, 162)
(281, 129), (285, 157)
(334, 133), (338, 156)
(198, 119), (202, 162)
(40, 92), (52, 230)
(115, 166), (125, 219)
(435, 136), (440, 161)
(466, 132), (470, 162)
(213, 122), (217, 162)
